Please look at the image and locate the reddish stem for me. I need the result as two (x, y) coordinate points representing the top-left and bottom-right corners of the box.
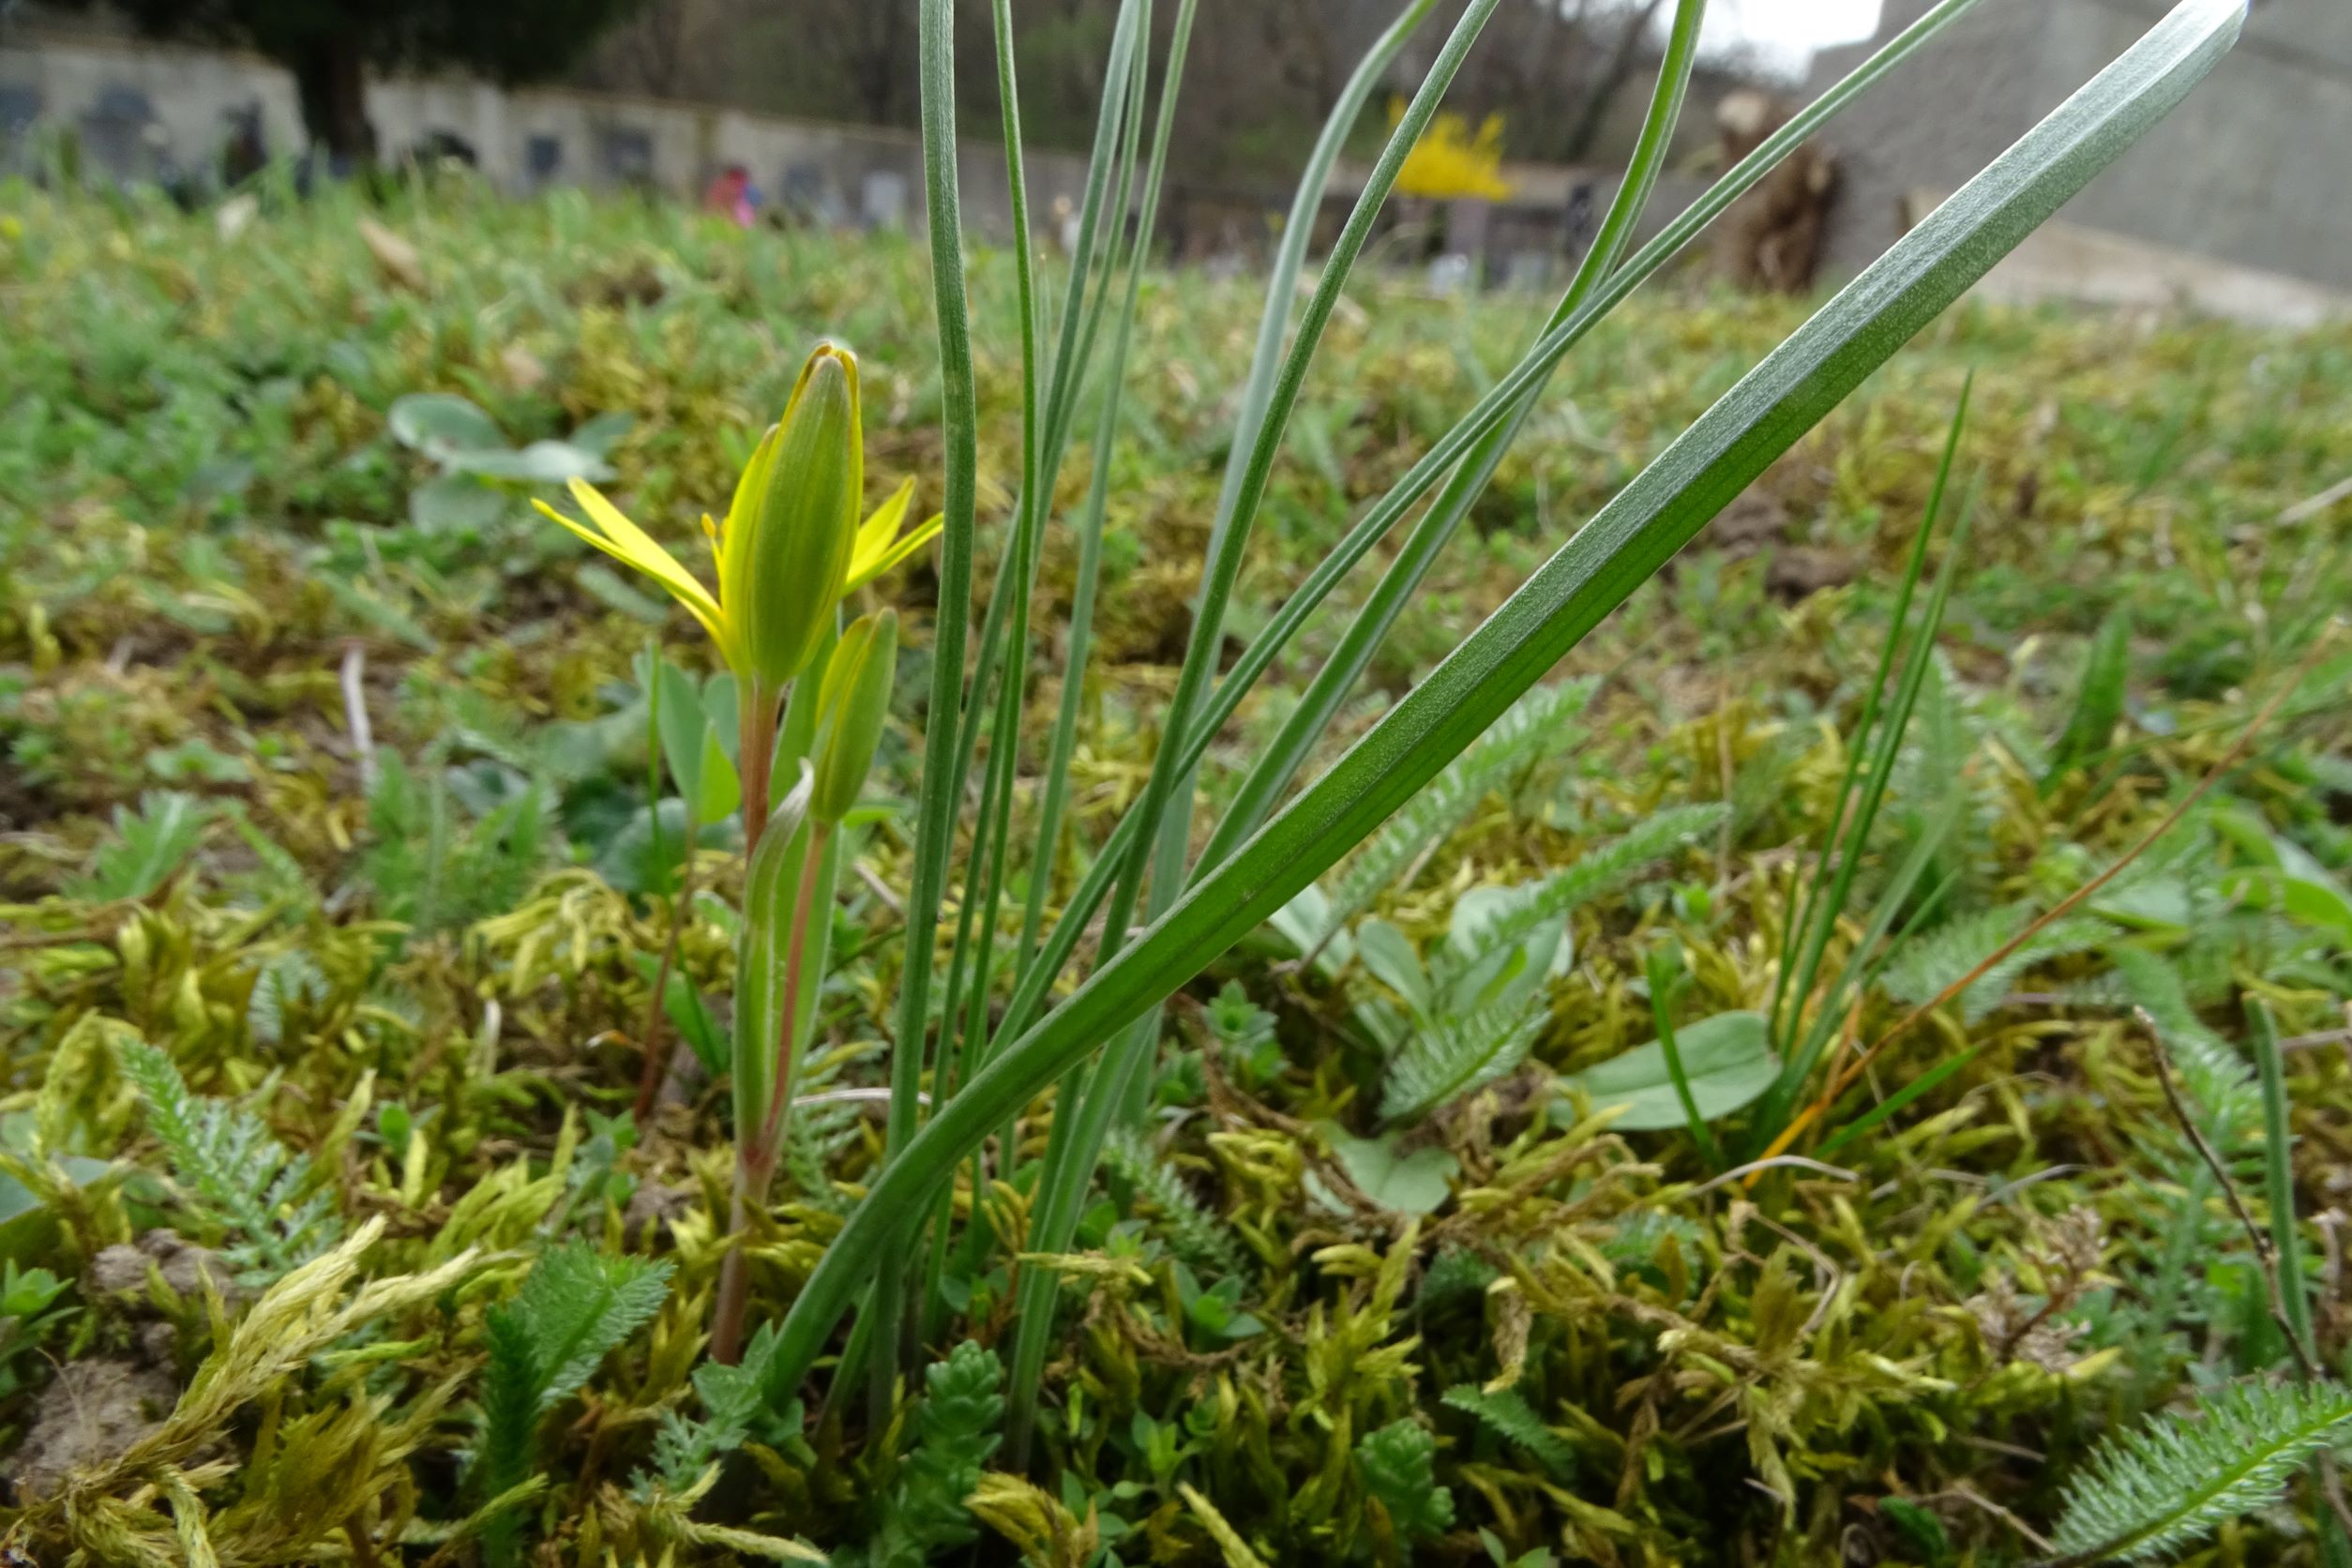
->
(712, 817), (829, 1365)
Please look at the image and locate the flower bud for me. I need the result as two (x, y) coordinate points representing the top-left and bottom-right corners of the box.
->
(810, 609), (897, 824)
(721, 343), (862, 693)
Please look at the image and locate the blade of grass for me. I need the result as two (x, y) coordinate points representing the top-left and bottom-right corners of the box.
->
(2253, 1000), (2317, 1364)
(1139, 0), (2008, 881)
(1016, 0), (1199, 985)
(1815, 1042), (1985, 1158)
(1754, 489), (1976, 1144)
(932, 0), (1147, 1105)
(920, 0), (1160, 1355)
(1647, 947), (1723, 1172)
(869, 0), (987, 1400)
(1003, 0), (1507, 1457)
(1195, 0), (1709, 872)
(2261, 991), (2352, 1563)
(1767, 384), (1968, 1042)
(769, 0), (2247, 1405)
(987, 0), (1992, 1047)
(1754, 615), (2334, 1179)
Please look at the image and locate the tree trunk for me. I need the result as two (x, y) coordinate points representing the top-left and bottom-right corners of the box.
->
(290, 34), (378, 168)
(1563, 0), (1668, 161)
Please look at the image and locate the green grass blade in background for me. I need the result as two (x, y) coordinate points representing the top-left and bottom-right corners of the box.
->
(933, 0), (1144, 1105)
(990, 0), (2005, 1014)
(871, 0), (987, 1394)
(1017, 0), (1200, 985)
(1197, 0), (1707, 872)
(763, 0), (2249, 1404)
(1003, 0), (1508, 1453)
(1766, 384), (1967, 1042)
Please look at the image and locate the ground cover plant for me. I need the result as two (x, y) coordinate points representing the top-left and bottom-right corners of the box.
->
(5, 0), (2352, 1561)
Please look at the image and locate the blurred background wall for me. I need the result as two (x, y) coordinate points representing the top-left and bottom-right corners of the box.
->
(2, 0), (2344, 318)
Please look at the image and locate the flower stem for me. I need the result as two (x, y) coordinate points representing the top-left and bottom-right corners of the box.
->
(711, 818), (829, 1364)
(739, 679), (781, 853)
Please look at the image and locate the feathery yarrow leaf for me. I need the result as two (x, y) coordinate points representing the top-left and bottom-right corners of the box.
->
(477, 1244), (673, 1566)
(2049, 1379), (2352, 1563)
(123, 1038), (342, 1285)
(1326, 680), (1595, 929)
(1449, 802), (1726, 975)
(1383, 1001), (1545, 1123)
(1442, 1382), (1576, 1474)
(1103, 1128), (1252, 1278)
(1358, 1417), (1455, 1540)
(1878, 905), (2113, 1023)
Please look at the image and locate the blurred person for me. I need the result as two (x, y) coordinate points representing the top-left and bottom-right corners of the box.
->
(703, 162), (761, 228)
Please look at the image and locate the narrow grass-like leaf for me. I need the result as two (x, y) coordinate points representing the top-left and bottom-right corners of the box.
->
(2252, 1001), (2317, 1364)
(888, 0), (983, 1164)
(1199, 0), (1708, 868)
(998, 0), (2013, 1033)
(761, 0), (2247, 1402)
(1768, 393), (1963, 1041)
(2046, 605), (2133, 787)
(1003, 0), (1469, 1454)
(1816, 1043), (1985, 1158)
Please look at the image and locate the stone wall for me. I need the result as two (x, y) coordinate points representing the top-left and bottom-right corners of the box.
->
(1808, 0), (2352, 291)
(0, 29), (1088, 240)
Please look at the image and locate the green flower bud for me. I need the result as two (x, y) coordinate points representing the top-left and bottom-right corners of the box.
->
(810, 609), (897, 824)
(720, 343), (862, 693)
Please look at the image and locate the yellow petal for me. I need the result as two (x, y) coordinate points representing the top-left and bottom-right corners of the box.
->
(844, 510), (942, 594)
(563, 481), (723, 616)
(534, 490), (733, 656)
(851, 477), (917, 571)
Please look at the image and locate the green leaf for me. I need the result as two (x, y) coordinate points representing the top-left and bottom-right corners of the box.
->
(1323, 1126), (1458, 1216)
(1358, 1418), (1455, 1540)
(575, 562), (671, 623)
(409, 472), (507, 534)
(2212, 807), (2352, 942)
(477, 1244), (673, 1567)
(760, 0), (2249, 1399)
(122, 1037), (340, 1283)
(1877, 1498), (1952, 1567)
(2046, 604), (2131, 783)
(1383, 1003), (1547, 1123)
(653, 657), (740, 824)
(71, 791), (210, 900)
(387, 391), (505, 458)
(569, 410), (636, 458)
(630, 954), (728, 1078)
(1442, 1383), (1576, 1475)
(596, 800), (733, 897)
(458, 440), (615, 484)
(1563, 1011), (1778, 1130)
(1356, 919), (1432, 1018)
(2050, 1380), (2352, 1564)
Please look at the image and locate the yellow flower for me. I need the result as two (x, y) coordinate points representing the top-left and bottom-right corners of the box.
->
(534, 343), (941, 691)
(1393, 107), (1515, 203)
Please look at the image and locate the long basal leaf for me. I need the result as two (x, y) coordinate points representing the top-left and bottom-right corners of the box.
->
(764, 0), (2245, 1398)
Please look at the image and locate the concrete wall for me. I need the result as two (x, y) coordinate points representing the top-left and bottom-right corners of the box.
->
(0, 32), (1089, 241)
(1807, 0), (2352, 291)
